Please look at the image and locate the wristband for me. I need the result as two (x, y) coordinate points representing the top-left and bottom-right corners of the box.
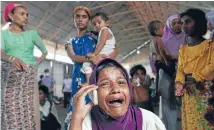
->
(8, 56), (13, 61)
(9, 56), (16, 62)
(11, 57), (16, 62)
(85, 55), (91, 61)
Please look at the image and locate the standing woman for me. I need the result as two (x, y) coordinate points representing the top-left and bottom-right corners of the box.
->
(160, 14), (185, 129)
(64, 6), (118, 130)
(162, 14), (184, 60)
(1, 2), (48, 130)
(175, 9), (214, 130)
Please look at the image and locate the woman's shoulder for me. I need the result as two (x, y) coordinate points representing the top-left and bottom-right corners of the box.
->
(66, 110), (92, 130)
(41, 100), (51, 107)
(1, 29), (8, 34)
(139, 108), (157, 118)
(27, 30), (39, 35)
(86, 31), (98, 41)
(180, 39), (213, 53)
(204, 39), (214, 46)
(1, 30), (9, 37)
(139, 108), (166, 130)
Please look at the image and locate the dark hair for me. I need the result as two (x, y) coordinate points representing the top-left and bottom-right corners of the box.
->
(40, 75), (44, 79)
(180, 8), (207, 36)
(39, 85), (49, 96)
(147, 20), (162, 36)
(8, 6), (26, 22)
(44, 69), (49, 73)
(96, 61), (128, 81)
(39, 85), (53, 112)
(129, 65), (146, 78)
(92, 12), (109, 21)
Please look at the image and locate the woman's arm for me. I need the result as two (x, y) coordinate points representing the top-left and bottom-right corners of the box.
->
(1, 49), (11, 63)
(36, 54), (47, 64)
(193, 42), (214, 81)
(70, 117), (82, 130)
(174, 45), (186, 96)
(66, 44), (88, 64)
(1, 50), (26, 70)
(69, 84), (97, 130)
(175, 45), (185, 84)
(33, 31), (48, 64)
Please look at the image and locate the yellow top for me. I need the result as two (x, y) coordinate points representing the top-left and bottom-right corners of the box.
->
(175, 39), (214, 83)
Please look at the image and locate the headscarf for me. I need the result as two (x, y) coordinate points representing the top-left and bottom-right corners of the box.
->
(4, 2), (23, 22)
(89, 58), (143, 130)
(162, 14), (185, 57)
(206, 10), (214, 27)
(206, 10), (214, 39)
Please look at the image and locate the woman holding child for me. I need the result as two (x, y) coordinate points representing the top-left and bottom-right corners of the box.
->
(64, 6), (118, 129)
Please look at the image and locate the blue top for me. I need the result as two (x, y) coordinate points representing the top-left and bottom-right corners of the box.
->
(41, 76), (55, 89)
(64, 31), (97, 130)
(70, 32), (97, 97)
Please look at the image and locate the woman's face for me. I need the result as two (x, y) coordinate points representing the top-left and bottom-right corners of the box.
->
(171, 18), (182, 34)
(74, 9), (90, 30)
(97, 67), (130, 118)
(9, 7), (28, 27)
(181, 15), (195, 36)
(39, 90), (45, 102)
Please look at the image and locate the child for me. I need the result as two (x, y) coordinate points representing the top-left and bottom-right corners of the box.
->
(148, 20), (175, 75)
(81, 12), (116, 84)
(148, 20), (170, 66)
(39, 85), (61, 130)
(148, 20), (176, 92)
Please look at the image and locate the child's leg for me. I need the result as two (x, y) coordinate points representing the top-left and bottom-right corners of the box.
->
(81, 62), (93, 85)
(84, 72), (92, 85)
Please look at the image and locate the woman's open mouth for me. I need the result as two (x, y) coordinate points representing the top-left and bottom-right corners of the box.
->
(107, 98), (124, 108)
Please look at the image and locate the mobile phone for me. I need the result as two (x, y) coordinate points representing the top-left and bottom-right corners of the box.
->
(89, 90), (98, 105)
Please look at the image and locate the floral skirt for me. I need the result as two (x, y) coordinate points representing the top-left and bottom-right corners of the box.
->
(1, 62), (40, 130)
(182, 75), (214, 130)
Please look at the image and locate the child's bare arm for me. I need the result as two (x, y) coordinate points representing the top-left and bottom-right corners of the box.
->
(152, 38), (162, 61)
(93, 29), (109, 55)
(156, 37), (170, 63)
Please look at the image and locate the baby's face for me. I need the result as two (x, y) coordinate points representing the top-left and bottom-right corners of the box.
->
(92, 16), (108, 32)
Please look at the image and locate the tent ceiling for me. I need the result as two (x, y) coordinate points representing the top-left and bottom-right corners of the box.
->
(1, 1), (214, 65)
